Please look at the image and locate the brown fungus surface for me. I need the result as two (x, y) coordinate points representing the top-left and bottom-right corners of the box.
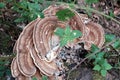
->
(11, 5), (105, 80)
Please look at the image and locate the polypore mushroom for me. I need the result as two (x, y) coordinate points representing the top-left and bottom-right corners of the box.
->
(84, 22), (105, 50)
(11, 57), (20, 78)
(16, 19), (37, 77)
(28, 39), (60, 76)
(11, 17), (63, 80)
(11, 5), (105, 80)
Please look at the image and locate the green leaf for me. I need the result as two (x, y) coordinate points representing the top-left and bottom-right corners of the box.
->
(54, 27), (64, 37)
(0, 2), (5, 9)
(100, 70), (107, 77)
(6, 69), (11, 76)
(28, 2), (40, 11)
(103, 60), (112, 70)
(60, 38), (68, 47)
(98, 59), (106, 65)
(96, 52), (105, 59)
(68, 3), (75, 9)
(105, 34), (115, 43)
(40, 12), (45, 18)
(93, 64), (101, 71)
(14, 18), (25, 23)
(31, 0), (44, 3)
(105, 63), (112, 70)
(94, 57), (102, 64)
(0, 66), (6, 70)
(91, 44), (99, 53)
(0, 61), (6, 65)
(56, 8), (75, 21)
(19, 1), (28, 8)
(32, 77), (37, 80)
(54, 25), (82, 47)
(65, 26), (71, 35)
(85, 0), (99, 4)
(6, 0), (12, 2)
(71, 30), (82, 39)
(86, 53), (96, 59)
(42, 75), (48, 80)
(109, 10), (114, 18)
(113, 39), (120, 49)
(0, 72), (4, 77)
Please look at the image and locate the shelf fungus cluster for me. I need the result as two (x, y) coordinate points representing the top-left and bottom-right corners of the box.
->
(11, 5), (105, 80)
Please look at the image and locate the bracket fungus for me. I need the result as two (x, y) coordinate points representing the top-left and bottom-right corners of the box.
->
(11, 5), (105, 80)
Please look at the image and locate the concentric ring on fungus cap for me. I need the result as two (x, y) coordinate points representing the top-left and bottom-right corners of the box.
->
(28, 39), (60, 76)
(11, 5), (105, 80)
(33, 15), (86, 60)
(84, 22), (105, 50)
(16, 19), (38, 77)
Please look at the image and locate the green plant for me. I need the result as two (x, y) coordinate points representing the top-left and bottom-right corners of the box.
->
(54, 25), (82, 47)
(42, 75), (48, 80)
(85, 0), (99, 5)
(0, 2), (5, 9)
(32, 77), (37, 80)
(113, 39), (120, 49)
(0, 60), (11, 79)
(87, 34), (120, 77)
(12, 0), (45, 23)
(56, 0), (76, 3)
(56, 8), (75, 21)
(89, 44), (112, 77)
(55, 8), (80, 47)
(109, 10), (115, 18)
(32, 75), (48, 80)
(105, 34), (120, 49)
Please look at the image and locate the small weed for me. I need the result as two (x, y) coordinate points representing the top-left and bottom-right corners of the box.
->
(0, 60), (11, 79)
(88, 44), (112, 77)
(87, 34), (120, 77)
(54, 25), (82, 47)
(12, 0), (45, 23)
(42, 75), (48, 80)
(56, 8), (75, 21)
(32, 75), (48, 80)
(85, 0), (99, 5)
(105, 34), (120, 49)
(32, 77), (37, 80)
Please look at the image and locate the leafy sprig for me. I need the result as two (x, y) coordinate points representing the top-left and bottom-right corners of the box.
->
(56, 8), (75, 21)
(85, 0), (99, 5)
(32, 75), (48, 80)
(42, 75), (48, 80)
(12, 0), (45, 23)
(105, 34), (120, 49)
(54, 25), (82, 47)
(88, 44), (112, 77)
